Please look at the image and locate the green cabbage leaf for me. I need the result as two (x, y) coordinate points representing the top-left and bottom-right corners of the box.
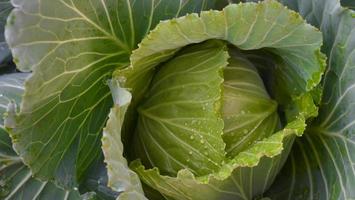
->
(8, 0), (355, 199)
(102, 1), (326, 199)
(264, 0), (355, 199)
(0, 73), (82, 200)
(4, 0), (219, 188)
(0, 0), (12, 67)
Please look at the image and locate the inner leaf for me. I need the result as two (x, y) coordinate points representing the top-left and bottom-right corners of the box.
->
(133, 40), (228, 176)
(222, 50), (279, 157)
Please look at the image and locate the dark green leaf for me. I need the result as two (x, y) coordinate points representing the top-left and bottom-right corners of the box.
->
(0, 130), (82, 200)
(0, 0), (12, 65)
(341, 0), (355, 10)
(4, 0), (219, 188)
(0, 73), (82, 200)
(266, 0), (355, 199)
(79, 155), (118, 200)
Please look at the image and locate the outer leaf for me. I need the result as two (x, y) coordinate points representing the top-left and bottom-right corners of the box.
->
(4, 0), (219, 187)
(0, 130), (82, 200)
(0, 73), (82, 200)
(102, 80), (147, 200)
(109, 0), (325, 199)
(79, 156), (119, 200)
(0, 0), (12, 66)
(1, 76), (117, 199)
(116, 0), (324, 108)
(0, 73), (27, 121)
(266, 0), (355, 199)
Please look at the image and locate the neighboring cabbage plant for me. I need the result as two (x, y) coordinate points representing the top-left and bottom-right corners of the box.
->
(102, 1), (325, 199)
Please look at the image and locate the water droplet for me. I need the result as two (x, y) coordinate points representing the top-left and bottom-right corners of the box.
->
(186, 159), (190, 162)
(243, 129), (248, 134)
(241, 110), (246, 115)
(204, 151), (209, 156)
(204, 146), (208, 149)
(190, 135), (194, 140)
(189, 151), (193, 155)
(73, 187), (78, 191)
(200, 140), (205, 144)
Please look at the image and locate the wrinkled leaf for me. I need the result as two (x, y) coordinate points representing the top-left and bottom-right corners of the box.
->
(110, 1), (325, 199)
(266, 0), (355, 199)
(4, 0), (219, 187)
(102, 80), (147, 200)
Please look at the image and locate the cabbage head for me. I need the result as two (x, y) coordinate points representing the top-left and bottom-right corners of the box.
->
(102, 1), (325, 199)
(3, 0), (343, 199)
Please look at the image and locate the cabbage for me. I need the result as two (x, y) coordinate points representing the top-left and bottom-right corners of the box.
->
(0, 0), (354, 199)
